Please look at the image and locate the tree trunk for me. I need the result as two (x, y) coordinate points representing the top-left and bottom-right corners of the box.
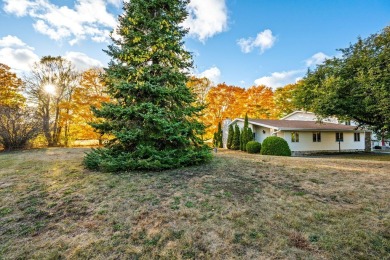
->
(52, 105), (61, 146)
(42, 104), (53, 146)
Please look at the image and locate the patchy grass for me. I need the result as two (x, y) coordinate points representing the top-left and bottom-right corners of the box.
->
(309, 152), (390, 162)
(0, 148), (389, 259)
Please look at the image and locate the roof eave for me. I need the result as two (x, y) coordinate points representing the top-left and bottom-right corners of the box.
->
(279, 128), (365, 132)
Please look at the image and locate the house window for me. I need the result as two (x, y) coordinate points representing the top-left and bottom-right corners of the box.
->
(345, 120), (351, 126)
(354, 133), (360, 142)
(253, 133), (256, 140)
(336, 132), (344, 142)
(313, 132), (321, 142)
(291, 132), (299, 142)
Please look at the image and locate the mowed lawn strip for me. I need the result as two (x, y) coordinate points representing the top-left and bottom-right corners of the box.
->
(0, 148), (389, 259)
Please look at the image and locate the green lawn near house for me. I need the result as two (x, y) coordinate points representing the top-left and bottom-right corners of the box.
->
(0, 148), (389, 259)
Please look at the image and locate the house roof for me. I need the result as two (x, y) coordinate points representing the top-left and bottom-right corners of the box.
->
(280, 110), (315, 120)
(232, 118), (363, 132)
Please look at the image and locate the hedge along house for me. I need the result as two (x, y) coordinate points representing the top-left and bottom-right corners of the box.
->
(225, 111), (371, 155)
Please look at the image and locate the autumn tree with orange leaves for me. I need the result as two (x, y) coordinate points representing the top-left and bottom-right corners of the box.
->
(71, 68), (110, 145)
(203, 83), (245, 139)
(25, 56), (79, 147)
(0, 63), (25, 107)
(245, 85), (275, 119)
(198, 82), (302, 141)
(0, 63), (40, 150)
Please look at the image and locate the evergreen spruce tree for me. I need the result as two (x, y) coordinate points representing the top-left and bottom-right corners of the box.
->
(217, 122), (223, 148)
(246, 128), (253, 151)
(239, 129), (244, 151)
(232, 125), (241, 150)
(213, 132), (218, 147)
(227, 124), (234, 149)
(247, 127), (253, 141)
(241, 114), (250, 151)
(84, 0), (211, 172)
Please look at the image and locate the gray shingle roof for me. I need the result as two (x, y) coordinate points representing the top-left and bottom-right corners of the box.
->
(235, 119), (361, 131)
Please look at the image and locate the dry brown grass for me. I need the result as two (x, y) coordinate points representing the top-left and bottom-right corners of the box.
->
(0, 148), (389, 259)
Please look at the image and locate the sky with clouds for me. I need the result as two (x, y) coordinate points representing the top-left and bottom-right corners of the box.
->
(0, 0), (389, 89)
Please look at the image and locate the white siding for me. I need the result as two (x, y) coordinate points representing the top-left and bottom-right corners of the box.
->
(232, 123), (272, 143)
(222, 119), (232, 148)
(252, 125), (273, 143)
(235, 121), (244, 129)
(230, 118), (366, 153)
(283, 131), (365, 152)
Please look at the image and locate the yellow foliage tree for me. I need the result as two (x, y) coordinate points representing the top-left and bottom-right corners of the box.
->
(245, 85), (275, 119)
(273, 83), (300, 118)
(187, 76), (212, 106)
(203, 83), (245, 140)
(70, 68), (110, 145)
(0, 63), (25, 107)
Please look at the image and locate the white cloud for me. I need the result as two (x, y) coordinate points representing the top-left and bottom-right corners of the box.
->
(3, 0), (118, 45)
(305, 52), (330, 67)
(182, 0), (228, 42)
(4, 0), (228, 44)
(3, 0), (36, 16)
(254, 70), (304, 89)
(0, 36), (103, 73)
(198, 66), (221, 84)
(238, 29), (276, 54)
(0, 35), (33, 49)
(64, 52), (103, 71)
(0, 35), (39, 73)
(33, 19), (72, 41)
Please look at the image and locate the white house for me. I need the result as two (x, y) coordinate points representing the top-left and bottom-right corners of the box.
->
(226, 111), (370, 155)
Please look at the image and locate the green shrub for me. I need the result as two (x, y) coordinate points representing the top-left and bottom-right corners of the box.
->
(260, 136), (291, 156)
(246, 141), (261, 154)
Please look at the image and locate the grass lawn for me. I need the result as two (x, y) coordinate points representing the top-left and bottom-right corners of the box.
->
(0, 148), (389, 259)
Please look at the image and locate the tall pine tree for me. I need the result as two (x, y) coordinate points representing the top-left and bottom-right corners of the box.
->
(232, 125), (241, 150)
(84, 0), (211, 172)
(227, 124), (234, 149)
(241, 114), (250, 151)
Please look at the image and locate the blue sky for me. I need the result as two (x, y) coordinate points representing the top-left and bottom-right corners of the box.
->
(0, 0), (389, 89)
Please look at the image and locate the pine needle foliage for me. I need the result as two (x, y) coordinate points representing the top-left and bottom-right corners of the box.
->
(247, 127), (253, 144)
(231, 125), (241, 150)
(241, 114), (251, 151)
(84, 0), (211, 172)
(227, 124), (234, 149)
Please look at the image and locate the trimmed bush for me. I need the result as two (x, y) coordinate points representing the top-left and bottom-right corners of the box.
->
(246, 141), (261, 154)
(260, 136), (291, 156)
